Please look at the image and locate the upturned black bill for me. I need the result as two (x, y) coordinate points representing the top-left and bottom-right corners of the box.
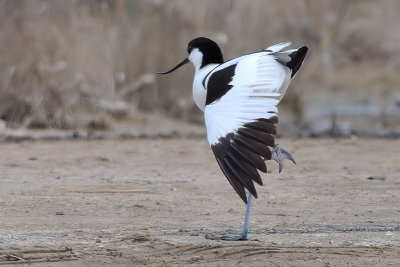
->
(156, 58), (189, 74)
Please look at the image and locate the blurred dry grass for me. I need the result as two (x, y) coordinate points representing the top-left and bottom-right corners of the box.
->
(0, 0), (399, 136)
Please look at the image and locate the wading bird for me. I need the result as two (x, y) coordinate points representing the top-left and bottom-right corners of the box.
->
(157, 37), (307, 240)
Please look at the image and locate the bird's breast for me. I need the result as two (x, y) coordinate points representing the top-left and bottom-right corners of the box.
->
(192, 80), (206, 111)
(192, 64), (218, 111)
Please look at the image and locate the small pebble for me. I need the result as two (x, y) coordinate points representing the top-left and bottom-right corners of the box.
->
(190, 256), (203, 262)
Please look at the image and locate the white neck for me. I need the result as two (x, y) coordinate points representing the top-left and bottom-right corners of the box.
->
(188, 48), (203, 72)
(191, 64), (218, 111)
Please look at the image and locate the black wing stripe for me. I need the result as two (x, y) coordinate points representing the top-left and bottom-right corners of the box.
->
(224, 157), (258, 198)
(234, 135), (272, 160)
(205, 64), (237, 105)
(259, 116), (278, 124)
(227, 151), (262, 186)
(230, 142), (267, 172)
(216, 158), (247, 203)
(244, 120), (277, 135)
(237, 128), (275, 146)
(210, 117), (278, 203)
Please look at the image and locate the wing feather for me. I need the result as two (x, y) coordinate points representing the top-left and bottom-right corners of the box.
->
(234, 135), (272, 160)
(224, 156), (257, 198)
(216, 158), (247, 203)
(204, 44), (306, 203)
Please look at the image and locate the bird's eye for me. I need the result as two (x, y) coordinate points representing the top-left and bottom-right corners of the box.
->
(187, 46), (193, 53)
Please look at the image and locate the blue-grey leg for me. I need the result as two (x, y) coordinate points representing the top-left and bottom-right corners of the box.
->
(225, 193), (253, 241)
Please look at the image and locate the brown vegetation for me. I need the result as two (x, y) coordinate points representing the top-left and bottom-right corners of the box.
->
(0, 0), (399, 136)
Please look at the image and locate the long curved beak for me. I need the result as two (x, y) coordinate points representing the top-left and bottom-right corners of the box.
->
(156, 58), (189, 74)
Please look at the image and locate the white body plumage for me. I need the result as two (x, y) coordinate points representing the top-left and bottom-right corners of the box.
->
(189, 42), (295, 145)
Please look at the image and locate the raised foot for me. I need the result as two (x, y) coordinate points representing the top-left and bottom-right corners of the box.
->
(272, 144), (296, 173)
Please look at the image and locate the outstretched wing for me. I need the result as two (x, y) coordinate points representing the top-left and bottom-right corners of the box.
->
(204, 44), (307, 203)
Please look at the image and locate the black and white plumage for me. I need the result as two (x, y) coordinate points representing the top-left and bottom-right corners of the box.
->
(157, 37), (307, 240)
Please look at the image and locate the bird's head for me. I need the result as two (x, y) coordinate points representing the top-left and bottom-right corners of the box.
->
(156, 37), (224, 74)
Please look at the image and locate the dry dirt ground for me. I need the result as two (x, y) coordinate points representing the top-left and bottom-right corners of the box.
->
(0, 138), (399, 266)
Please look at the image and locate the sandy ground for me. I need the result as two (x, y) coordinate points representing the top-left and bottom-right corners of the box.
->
(0, 138), (399, 266)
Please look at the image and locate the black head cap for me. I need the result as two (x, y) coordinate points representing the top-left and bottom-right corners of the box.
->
(156, 37), (224, 75)
(187, 37), (224, 68)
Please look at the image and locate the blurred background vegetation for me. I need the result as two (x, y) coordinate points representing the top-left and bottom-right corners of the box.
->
(0, 0), (399, 138)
